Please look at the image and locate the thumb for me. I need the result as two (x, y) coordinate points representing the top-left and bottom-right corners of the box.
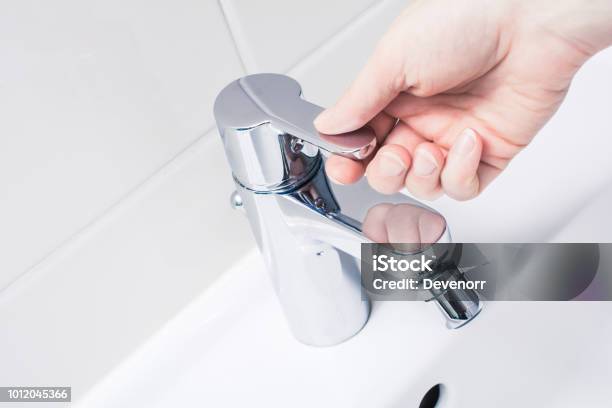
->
(314, 32), (406, 134)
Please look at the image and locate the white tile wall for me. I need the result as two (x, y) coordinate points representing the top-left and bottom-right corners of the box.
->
(0, 131), (252, 395)
(0, 0), (244, 288)
(220, 0), (377, 73)
(1, 0), (408, 402)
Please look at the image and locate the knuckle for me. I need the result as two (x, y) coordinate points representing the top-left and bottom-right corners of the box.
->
(405, 177), (441, 201)
(441, 171), (480, 201)
(443, 182), (479, 201)
(410, 81), (437, 97)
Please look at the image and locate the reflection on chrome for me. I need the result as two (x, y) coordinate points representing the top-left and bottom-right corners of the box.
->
(214, 73), (482, 346)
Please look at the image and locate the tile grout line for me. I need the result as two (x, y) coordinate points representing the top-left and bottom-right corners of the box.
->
(218, 0), (251, 73)
(2, 0), (250, 295)
(284, 0), (384, 75)
(0, 128), (217, 297)
(2, 0), (392, 296)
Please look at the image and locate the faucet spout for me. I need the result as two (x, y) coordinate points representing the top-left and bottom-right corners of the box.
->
(214, 73), (482, 346)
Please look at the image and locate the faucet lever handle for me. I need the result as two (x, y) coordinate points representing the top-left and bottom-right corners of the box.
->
(238, 74), (377, 160)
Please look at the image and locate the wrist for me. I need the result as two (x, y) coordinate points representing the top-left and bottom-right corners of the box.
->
(518, 0), (612, 58)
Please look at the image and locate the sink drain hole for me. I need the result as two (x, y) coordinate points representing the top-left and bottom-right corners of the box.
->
(419, 384), (444, 408)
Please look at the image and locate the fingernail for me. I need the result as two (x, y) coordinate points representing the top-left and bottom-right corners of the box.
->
(455, 128), (476, 156)
(412, 150), (437, 176)
(377, 152), (406, 177)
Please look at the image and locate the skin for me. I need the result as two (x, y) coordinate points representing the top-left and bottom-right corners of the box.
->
(315, 0), (612, 201)
(362, 203), (446, 246)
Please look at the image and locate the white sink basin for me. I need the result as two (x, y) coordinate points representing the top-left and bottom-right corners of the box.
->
(77, 248), (612, 408)
(76, 48), (612, 407)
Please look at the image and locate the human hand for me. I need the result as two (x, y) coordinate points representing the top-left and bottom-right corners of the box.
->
(315, 0), (612, 200)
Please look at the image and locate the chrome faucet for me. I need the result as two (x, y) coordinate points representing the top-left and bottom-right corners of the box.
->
(214, 73), (481, 346)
